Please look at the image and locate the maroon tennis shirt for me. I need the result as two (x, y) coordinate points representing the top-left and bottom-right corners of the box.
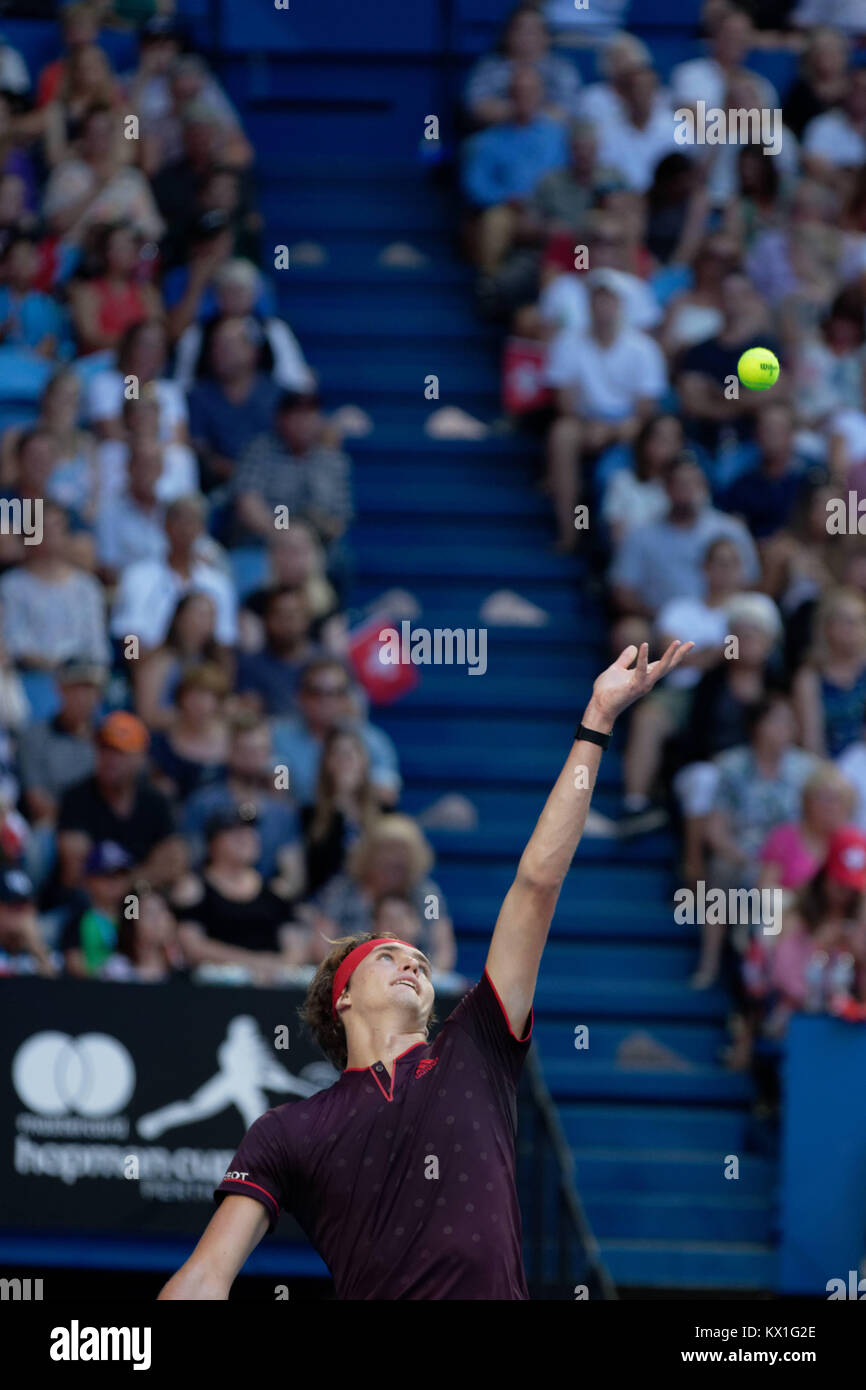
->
(214, 969), (533, 1299)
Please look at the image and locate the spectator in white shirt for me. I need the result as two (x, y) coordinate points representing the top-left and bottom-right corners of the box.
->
(601, 413), (684, 547)
(671, 5), (779, 113)
(803, 67), (866, 187)
(609, 456), (760, 623)
(592, 64), (679, 194)
(579, 33), (658, 130)
(111, 495), (237, 652)
(95, 436), (167, 579)
(96, 388), (198, 509)
(173, 258), (314, 394)
(544, 270), (668, 549)
(86, 317), (188, 444)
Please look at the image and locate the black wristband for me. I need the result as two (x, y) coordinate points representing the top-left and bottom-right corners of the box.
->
(575, 722), (611, 750)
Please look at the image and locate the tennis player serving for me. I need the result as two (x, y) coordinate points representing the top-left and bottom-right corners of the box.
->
(159, 640), (693, 1301)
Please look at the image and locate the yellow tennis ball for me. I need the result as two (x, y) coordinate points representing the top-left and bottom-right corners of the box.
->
(737, 346), (780, 391)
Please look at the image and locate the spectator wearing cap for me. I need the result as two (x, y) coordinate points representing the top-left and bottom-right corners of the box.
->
(17, 657), (105, 826)
(464, 5), (582, 130)
(462, 66), (568, 275)
(171, 806), (303, 985)
(272, 657), (402, 808)
(86, 318), (187, 444)
(149, 663), (230, 803)
(183, 713), (301, 882)
(537, 212), (662, 341)
(544, 271), (668, 550)
(187, 315), (281, 492)
(174, 258), (313, 396)
(0, 867), (57, 977)
(59, 838), (133, 978)
(54, 711), (177, 901)
(231, 391), (353, 548)
(0, 500), (110, 669)
(236, 585), (322, 717)
(67, 220), (164, 355)
(768, 827), (866, 1027)
(110, 494), (238, 653)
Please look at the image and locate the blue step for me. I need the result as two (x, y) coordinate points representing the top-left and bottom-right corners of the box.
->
(572, 1150), (775, 1198)
(600, 1240), (776, 1290)
(559, 1104), (752, 1152)
(585, 1195), (774, 1244)
(540, 1060), (753, 1105)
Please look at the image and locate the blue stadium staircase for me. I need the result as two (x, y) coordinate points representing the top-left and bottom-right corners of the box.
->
(258, 155), (778, 1292)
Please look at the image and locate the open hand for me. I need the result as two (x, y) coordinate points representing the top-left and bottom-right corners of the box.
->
(590, 641), (695, 725)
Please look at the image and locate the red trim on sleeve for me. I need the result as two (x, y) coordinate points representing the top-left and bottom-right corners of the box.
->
(483, 968), (534, 1042)
(220, 1178), (280, 1217)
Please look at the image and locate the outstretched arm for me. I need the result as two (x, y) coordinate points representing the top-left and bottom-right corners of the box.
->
(485, 641), (693, 1034)
(158, 1195), (268, 1300)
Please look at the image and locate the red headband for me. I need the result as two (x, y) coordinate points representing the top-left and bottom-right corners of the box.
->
(331, 937), (416, 1019)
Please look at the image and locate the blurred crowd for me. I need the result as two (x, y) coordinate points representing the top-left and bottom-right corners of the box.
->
(0, 2), (461, 991)
(460, 0), (866, 1093)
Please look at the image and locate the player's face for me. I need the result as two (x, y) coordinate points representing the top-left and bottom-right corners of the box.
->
(347, 943), (434, 1024)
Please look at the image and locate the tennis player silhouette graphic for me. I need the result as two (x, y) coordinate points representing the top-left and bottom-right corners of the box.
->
(137, 1016), (318, 1139)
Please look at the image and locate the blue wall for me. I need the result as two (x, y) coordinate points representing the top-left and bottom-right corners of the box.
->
(780, 1017), (866, 1295)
